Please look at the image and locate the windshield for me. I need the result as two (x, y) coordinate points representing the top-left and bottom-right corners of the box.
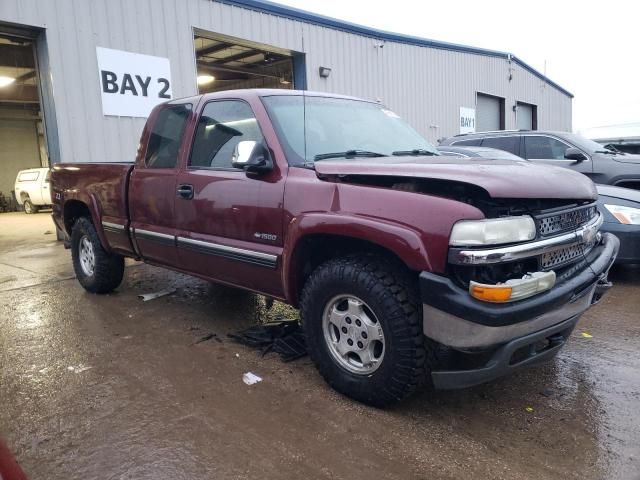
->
(261, 95), (437, 165)
(562, 132), (616, 154)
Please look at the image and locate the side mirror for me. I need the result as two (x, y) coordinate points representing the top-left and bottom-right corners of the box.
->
(231, 140), (273, 173)
(564, 147), (587, 163)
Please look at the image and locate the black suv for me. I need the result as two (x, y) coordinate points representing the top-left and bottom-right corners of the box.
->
(440, 130), (640, 190)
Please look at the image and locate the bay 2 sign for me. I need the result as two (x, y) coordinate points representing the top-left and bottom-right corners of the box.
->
(97, 47), (172, 118)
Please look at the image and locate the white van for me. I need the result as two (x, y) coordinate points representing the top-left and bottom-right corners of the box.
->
(14, 167), (52, 214)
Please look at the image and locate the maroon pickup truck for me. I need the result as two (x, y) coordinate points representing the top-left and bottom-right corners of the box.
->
(51, 89), (619, 406)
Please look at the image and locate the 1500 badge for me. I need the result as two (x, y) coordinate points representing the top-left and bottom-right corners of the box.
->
(254, 232), (277, 241)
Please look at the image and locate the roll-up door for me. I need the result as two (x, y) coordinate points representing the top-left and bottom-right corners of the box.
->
(517, 102), (535, 130)
(476, 93), (503, 132)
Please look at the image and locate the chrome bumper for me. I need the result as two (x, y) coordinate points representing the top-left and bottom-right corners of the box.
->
(448, 213), (603, 266)
(423, 282), (596, 349)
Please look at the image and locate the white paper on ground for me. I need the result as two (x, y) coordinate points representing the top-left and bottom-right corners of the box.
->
(138, 288), (176, 301)
(242, 372), (262, 385)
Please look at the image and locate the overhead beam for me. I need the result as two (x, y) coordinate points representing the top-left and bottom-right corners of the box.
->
(207, 49), (262, 65)
(196, 42), (233, 58)
(0, 84), (39, 103)
(0, 44), (34, 68)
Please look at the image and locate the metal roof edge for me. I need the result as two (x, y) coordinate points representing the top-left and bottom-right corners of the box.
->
(215, 0), (574, 98)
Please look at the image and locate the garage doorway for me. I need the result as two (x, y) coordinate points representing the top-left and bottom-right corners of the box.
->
(476, 92), (505, 132)
(193, 30), (303, 93)
(516, 101), (537, 130)
(0, 31), (48, 213)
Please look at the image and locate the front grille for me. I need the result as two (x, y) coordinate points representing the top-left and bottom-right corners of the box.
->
(540, 238), (597, 270)
(536, 204), (597, 237)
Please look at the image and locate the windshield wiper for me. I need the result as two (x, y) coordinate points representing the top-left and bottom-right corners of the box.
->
(314, 150), (386, 161)
(596, 150), (624, 155)
(392, 149), (439, 156)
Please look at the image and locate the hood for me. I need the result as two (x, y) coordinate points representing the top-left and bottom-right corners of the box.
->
(597, 184), (640, 203)
(314, 156), (597, 200)
(607, 152), (640, 164)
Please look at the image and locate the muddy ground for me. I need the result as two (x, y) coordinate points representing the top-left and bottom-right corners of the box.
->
(1, 212), (639, 479)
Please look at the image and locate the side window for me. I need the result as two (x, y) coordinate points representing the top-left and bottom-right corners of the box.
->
(524, 136), (570, 160)
(452, 138), (481, 146)
(481, 136), (519, 155)
(18, 171), (39, 182)
(145, 104), (191, 168)
(190, 100), (263, 169)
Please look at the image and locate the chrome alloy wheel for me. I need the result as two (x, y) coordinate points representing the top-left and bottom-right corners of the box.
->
(322, 295), (385, 374)
(79, 235), (95, 276)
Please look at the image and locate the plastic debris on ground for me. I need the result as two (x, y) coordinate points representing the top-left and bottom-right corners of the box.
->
(138, 288), (176, 302)
(581, 332), (593, 338)
(228, 319), (307, 362)
(193, 332), (222, 345)
(67, 364), (92, 374)
(242, 372), (262, 385)
(525, 406), (534, 413)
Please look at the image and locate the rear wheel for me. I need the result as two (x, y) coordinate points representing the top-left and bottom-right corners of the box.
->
(71, 217), (124, 293)
(300, 254), (428, 407)
(23, 199), (38, 214)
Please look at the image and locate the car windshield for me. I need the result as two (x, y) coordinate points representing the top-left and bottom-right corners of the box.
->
(261, 95), (437, 165)
(562, 133), (616, 154)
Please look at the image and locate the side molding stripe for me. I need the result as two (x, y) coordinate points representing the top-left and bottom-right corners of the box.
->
(177, 236), (278, 269)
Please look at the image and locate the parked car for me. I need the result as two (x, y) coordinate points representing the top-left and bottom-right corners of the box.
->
(51, 90), (618, 406)
(597, 184), (640, 264)
(440, 130), (640, 190)
(436, 145), (524, 160)
(14, 167), (52, 214)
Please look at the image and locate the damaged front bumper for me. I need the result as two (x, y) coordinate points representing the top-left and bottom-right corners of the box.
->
(420, 232), (619, 389)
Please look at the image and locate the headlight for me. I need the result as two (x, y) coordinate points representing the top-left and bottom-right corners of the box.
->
(449, 216), (536, 246)
(604, 204), (640, 225)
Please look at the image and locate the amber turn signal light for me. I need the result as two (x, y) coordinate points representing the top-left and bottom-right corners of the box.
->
(469, 284), (513, 303)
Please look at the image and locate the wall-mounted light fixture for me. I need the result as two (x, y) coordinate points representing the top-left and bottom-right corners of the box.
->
(318, 66), (331, 78)
(197, 74), (215, 86)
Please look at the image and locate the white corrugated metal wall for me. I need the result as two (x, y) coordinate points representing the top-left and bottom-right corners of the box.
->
(0, 0), (572, 163)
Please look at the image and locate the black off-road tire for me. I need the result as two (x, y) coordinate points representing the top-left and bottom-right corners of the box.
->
(71, 217), (124, 293)
(23, 199), (38, 214)
(300, 254), (429, 407)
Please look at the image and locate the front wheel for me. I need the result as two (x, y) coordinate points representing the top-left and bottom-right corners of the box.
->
(300, 254), (427, 407)
(71, 217), (124, 293)
(23, 199), (38, 214)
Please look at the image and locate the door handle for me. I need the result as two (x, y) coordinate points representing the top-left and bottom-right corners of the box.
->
(177, 184), (194, 200)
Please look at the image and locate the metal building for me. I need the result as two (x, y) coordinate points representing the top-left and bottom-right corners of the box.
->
(0, 0), (572, 193)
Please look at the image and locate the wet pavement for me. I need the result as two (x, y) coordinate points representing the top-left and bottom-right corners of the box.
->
(1, 212), (639, 479)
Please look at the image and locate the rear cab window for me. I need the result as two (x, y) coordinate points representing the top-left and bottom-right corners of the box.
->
(18, 171), (39, 182)
(145, 104), (192, 168)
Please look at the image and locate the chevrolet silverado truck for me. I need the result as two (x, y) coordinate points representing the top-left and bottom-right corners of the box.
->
(51, 90), (619, 406)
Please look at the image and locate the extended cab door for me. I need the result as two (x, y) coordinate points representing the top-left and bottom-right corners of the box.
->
(128, 103), (192, 267)
(173, 98), (286, 297)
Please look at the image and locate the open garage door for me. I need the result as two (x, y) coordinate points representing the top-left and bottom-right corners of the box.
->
(476, 93), (504, 132)
(0, 32), (49, 212)
(193, 31), (300, 93)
